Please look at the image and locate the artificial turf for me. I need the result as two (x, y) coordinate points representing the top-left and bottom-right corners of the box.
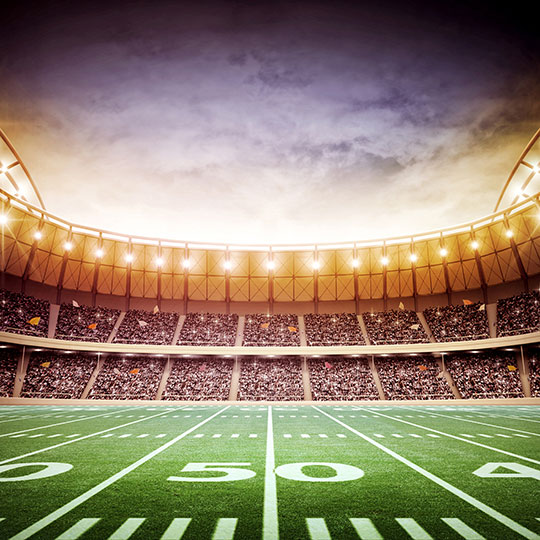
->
(0, 404), (538, 539)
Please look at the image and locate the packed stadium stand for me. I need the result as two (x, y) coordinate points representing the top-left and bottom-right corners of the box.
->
(497, 291), (540, 336)
(304, 313), (365, 346)
(445, 352), (524, 398)
(242, 314), (301, 346)
(0, 348), (18, 397)
(162, 358), (233, 400)
(55, 303), (120, 342)
(362, 309), (429, 345)
(88, 356), (165, 400)
(376, 357), (452, 400)
(423, 303), (490, 342)
(21, 352), (97, 399)
(309, 357), (379, 400)
(177, 313), (238, 346)
(0, 289), (49, 337)
(238, 357), (304, 400)
(114, 309), (178, 345)
(530, 354), (540, 397)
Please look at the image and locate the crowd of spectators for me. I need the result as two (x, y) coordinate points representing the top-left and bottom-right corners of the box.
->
(445, 353), (524, 398)
(162, 358), (233, 400)
(21, 352), (96, 398)
(177, 313), (238, 346)
(497, 291), (540, 337)
(376, 356), (452, 400)
(0, 348), (19, 397)
(362, 310), (429, 345)
(304, 314), (365, 346)
(424, 303), (489, 342)
(114, 309), (179, 345)
(55, 303), (119, 342)
(238, 357), (304, 400)
(89, 356), (165, 400)
(243, 314), (301, 346)
(309, 357), (379, 400)
(529, 354), (540, 397)
(0, 289), (49, 337)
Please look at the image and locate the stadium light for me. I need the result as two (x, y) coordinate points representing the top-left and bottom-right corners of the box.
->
(0, 214), (8, 225)
(223, 260), (232, 271)
(352, 259), (359, 268)
(471, 240), (479, 250)
(439, 248), (448, 257)
(381, 256), (389, 266)
(267, 260), (275, 270)
(183, 259), (191, 269)
(409, 253), (417, 262)
(312, 260), (320, 270)
(0, 164), (8, 174)
(125, 253), (134, 263)
(33, 231), (42, 240)
(64, 241), (73, 251)
(533, 164), (540, 175)
(156, 257), (164, 267)
(505, 229), (513, 238)
(95, 249), (104, 258)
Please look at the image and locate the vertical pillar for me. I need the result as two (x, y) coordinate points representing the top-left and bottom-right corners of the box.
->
(313, 247), (319, 314)
(22, 216), (44, 294)
(470, 227), (488, 304)
(125, 238), (133, 312)
(440, 233), (452, 305)
(268, 248), (274, 315)
(157, 241), (162, 310)
(91, 233), (103, 308)
(353, 245), (359, 315)
(411, 240), (419, 312)
(56, 227), (73, 305)
(382, 243), (388, 311)
(225, 247), (231, 315)
(183, 244), (189, 315)
(504, 214), (529, 292)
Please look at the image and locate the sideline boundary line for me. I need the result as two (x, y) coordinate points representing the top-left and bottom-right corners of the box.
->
(263, 405), (278, 540)
(314, 406), (539, 540)
(9, 406), (230, 540)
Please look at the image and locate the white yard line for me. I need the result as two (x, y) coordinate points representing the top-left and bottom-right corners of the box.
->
(355, 408), (540, 466)
(0, 407), (185, 466)
(9, 406), (230, 540)
(426, 411), (540, 437)
(0, 411), (64, 425)
(313, 406), (540, 540)
(263, 405), (279, 540)
(0, 406), (140, 439)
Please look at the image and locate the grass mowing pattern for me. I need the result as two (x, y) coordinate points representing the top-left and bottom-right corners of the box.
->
(0, 404), (538, 539)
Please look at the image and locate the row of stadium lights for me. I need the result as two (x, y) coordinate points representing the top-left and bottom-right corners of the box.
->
(0, 216), (517, 267)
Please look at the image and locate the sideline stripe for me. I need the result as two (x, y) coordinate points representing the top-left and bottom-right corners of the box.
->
(263, 406), (279, 540)
(56, 518), (100, 539)
(0, 408), (184, 466)
(356, 408), (540, 466)
(395, 518), (433, 539)
(306, 518), (331, 540)
(160, 518), (191, 540)
(0, 406), (139, 439)
(9, 406), (229, 540)
(212, 518), (238, 540)
(313, 406), (540, 540)
(108, 518), (146, 539)
(349, 518), (383, 539)
(442, 518), (486, 539)
(426, 411), (540, 437)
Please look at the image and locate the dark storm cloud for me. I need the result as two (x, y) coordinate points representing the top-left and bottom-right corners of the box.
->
(0, 0), (538, 243)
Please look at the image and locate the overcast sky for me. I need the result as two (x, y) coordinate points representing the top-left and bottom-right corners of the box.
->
(1, 0), (539, 245)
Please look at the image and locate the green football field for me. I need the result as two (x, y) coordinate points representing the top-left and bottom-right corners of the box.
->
(0, 404), (539, 540)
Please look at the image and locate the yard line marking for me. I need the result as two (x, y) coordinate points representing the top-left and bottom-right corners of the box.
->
(460, 434), (475, 438)
(349, 518), (383, 539)
(306, 518), (331, 540)
(155, 434), (167, 438)
(318, 434), (328, 438)
(101, 434), (114, 438)
(441, 518), (486, 539)
(9, 434), (27, 438)
(263, 405), (278, 540)
(212, 518), (238, 540)
(231, 434), (240, 438)
(65, 434), (81, 439)
(9, 406), (229, 540)
(396, 518), (433, 539)
(249, 434), (258, 438)
(56, 518), (100, 539)
(514, 434), (531, 438)
(314, 406), (540, 540)
(426, 434), (439, 438)
(28, 434), (44, 438)
(426, 411), (540, 437)
(212, 434), (222, 438)
(284, 434), (292, 438)
(118, 434), (132, 438)
(301, 434), (310, 438)
(0, 406), (139, 439)
(108, 518), (146, 539)
(0, 412), (56, 425)
(160, 518), (191, 539)
(410, 434), (422, 438)
(391, 434), (403, 438)
(495, 434), (512, 438)
(46, 434), (62, 439)
(0, 408), (183, 466)
(373, 434), (385, 438)
(136, 434), (149, 438)
(356, 408), (540, 465)
(337, 434), (347, 438)
(477, 434), (493, 438)
(484, 413), (540, 425)
(193, 434), (205, 438)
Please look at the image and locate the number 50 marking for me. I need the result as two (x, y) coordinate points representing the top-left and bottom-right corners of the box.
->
(167, 462), (364, 483)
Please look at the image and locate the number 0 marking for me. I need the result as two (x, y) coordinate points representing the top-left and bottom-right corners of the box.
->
(275, 462), (364, 482)
(0, 462), (73, 482)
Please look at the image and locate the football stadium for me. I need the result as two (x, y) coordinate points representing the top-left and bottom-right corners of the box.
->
(1, 1), (540, 539)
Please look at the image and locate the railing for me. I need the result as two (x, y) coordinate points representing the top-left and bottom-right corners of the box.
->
(20, 392), (75, 399)
(162, 394), (228, 401)
(469, 391), (524, 399)
(497, 326), (540, 337)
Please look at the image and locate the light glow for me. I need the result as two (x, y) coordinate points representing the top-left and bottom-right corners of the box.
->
(409, 253), (417, 262)
(312, 260), (320, 270)
(352, 259), (359, 268)
(0, 215), (8, 225)
(266, 260), (275, 270)
(183, 259), (191, 269)
(471, 240), (479, 250)
(125, 253), (134, 263)
(440, 248), (448, 257)
(381, 256), (389, 266)
(95, 249), (104, 258)
(156, 257), (164, 266)
(64, 241), (73, 251)
(223, 260), (232, 270)
(34, 231), (42, 240)
(505, 229), (513, 238)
